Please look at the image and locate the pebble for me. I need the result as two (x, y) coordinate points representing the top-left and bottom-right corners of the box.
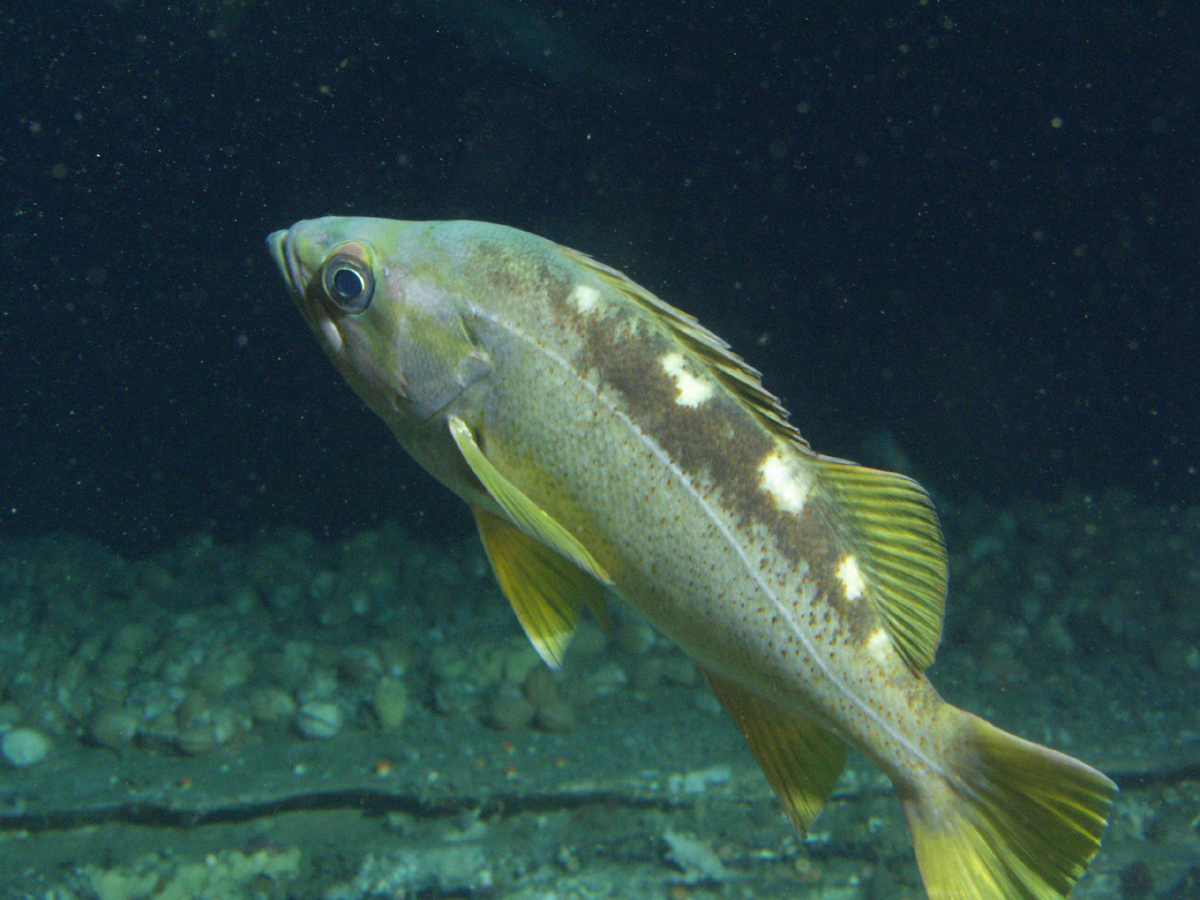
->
(2, 728), (52, 768)
(535, 698), (576, 733)
(90, 709), (141, 750)
(295, 700), (343, 739)
(488, 682), (534, 732)
(176, 723), (218, 756)
(250, 687), (297, 724)
(522, 666), (559, 708)
(372, 676), (409, 731)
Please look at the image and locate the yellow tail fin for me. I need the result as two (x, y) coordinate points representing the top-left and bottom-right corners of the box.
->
(903, 710), (1116, 900)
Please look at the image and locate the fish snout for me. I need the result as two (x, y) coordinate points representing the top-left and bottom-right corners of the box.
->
(267, 222), (312, 300)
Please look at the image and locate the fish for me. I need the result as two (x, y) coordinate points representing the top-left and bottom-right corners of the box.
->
(268, 217), (1116, 900)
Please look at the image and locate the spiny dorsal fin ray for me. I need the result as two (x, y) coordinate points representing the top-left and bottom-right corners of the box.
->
(816, 457), (948, 672)
(558, 246), (811, 451)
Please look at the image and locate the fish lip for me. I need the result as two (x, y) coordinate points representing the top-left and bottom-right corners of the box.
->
(269, 221), (345, 356)
(267, 224), (311, 301)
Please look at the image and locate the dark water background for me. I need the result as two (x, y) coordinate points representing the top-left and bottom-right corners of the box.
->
(2, 0), (1196, 557)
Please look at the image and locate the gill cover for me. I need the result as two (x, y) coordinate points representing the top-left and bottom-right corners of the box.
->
(307, 237), (492, 425)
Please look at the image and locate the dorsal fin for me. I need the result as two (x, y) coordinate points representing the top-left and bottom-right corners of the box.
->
(559, 246), (948, 672)
(816, 457), (948, 672)
(558, 247), (811, 451)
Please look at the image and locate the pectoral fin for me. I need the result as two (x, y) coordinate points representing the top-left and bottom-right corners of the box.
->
(448, 415), (612, 668)
(448, 415), (611, 586)
(703, 668), (847, 834)
(473, 507), (610, 669)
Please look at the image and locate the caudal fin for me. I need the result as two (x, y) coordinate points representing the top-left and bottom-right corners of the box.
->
(903, 710), (1116, 900)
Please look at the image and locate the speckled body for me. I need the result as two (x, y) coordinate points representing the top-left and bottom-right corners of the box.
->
(279, 218), (953, 794)
(274, 217), (1120, 899)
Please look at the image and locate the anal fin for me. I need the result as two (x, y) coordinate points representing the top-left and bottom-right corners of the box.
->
(703, 668), (847, 834)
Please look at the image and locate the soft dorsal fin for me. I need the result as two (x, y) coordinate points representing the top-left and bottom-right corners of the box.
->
(558, 246), (947, 671)
(815, 457), (948, 672)
(557, 246), (811, 450)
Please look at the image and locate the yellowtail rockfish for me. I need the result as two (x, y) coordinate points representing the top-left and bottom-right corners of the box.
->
(268, 217), (1116, 900)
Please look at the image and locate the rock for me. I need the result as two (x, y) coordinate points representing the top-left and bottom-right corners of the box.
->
(2, 728), (51, 767)
(487, 682), (534, 732)
(176, 723), (218, 755)
(295, 700), (343, 739)
(90, 708), (141, 749)
(522, 666), (559, 708)
(373, 676), (409, 730)
(250, 687), (297, 723)
(535, 698), (575, 733)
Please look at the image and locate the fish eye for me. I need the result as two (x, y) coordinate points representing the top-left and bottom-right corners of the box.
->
(321, 254), (374, 313)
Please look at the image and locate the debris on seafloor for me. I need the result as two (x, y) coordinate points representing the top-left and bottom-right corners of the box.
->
(663, 829), (731, 884)
(0, 489), (1198, 897)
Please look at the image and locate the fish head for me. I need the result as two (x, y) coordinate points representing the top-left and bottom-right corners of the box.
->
(268, 217), (490, 432)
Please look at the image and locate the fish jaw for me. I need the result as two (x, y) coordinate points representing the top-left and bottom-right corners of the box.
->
(268, 223), (344, 357)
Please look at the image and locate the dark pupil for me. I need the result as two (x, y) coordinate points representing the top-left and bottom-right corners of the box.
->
(332, 267), (364, 301)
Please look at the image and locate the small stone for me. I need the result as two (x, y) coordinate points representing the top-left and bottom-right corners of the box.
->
(295, 700), (342, 739)
(615, 618), (657, 657)
(570, 621), (609, 658)
(535, 698), (575, 733)
(373, 676), (409, 731)
(634, 656), (665, 691)
(501, 645), (541, 685)
(488, 682), (534, 732)
(1, 728), (51, 768)
(660, 656), (698, 687)
(191, 653), (254, 695)
(90, 709), (141, 750)
(522, 666), (559, 708)
(338, 647), (383, 684)
(250, 687), (297, 723)
(177, 690), (211, 727)
(297, 668), (338, 703)
(176, 723), (218, 755)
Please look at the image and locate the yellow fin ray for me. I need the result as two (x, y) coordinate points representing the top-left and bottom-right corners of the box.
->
(905, 711), (1117, 900)
(704, 669), (847, 833)
(471, 508), (609, 669)
(816, 458), (948, 672)
(448, 415), (611, 587)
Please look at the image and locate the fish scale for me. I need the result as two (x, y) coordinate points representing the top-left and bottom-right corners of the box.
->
(270, 216), (1116, 900)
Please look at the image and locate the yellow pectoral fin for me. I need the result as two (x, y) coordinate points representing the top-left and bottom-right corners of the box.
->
(447, 416), (611, 587)
(703, 668), (848, 834)
(473, 508), (610, 669)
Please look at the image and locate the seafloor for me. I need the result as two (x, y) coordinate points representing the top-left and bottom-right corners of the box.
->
(0, 486), (1197, 900)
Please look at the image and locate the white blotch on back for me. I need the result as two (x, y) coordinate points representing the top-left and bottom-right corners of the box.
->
(661, 352), (714, 407)
(569, 283), (602, 314)
(864, 627), (891, 664)
(757, 450), (812, 513)
(836, 554), (866, 602)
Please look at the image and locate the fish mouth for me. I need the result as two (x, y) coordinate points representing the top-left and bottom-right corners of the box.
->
(267, 225), (311, 301)
(268, 223), (344, 355)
